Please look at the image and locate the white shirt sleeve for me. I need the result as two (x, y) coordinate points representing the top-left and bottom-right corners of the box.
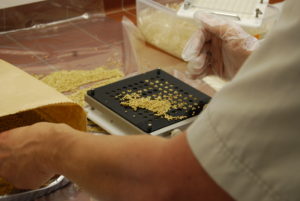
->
(187, 1), (300, 201)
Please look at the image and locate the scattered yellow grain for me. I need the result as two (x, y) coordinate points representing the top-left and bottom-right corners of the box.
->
(120, 93), (186, 120)
(87, 119), (107, 133)
(68, 77), (123, 107)
(33, 66), (125, 134)
(165, 2), (182, 11)
(121, 93), (171, 116)
(41, 67), (124, 92)
(32, 74), (45, 80)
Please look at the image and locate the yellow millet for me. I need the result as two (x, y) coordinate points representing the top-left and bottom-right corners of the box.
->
(33, 66), (125, 134)
(68, 77), (123, 107)
(41, 67), (124, 92)
(120, 93), (186, 120)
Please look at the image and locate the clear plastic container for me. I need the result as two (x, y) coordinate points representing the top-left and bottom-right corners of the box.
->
(137, 0), (281, 58)
(136, 0), (198, 59)
(241, 5), (280, 39)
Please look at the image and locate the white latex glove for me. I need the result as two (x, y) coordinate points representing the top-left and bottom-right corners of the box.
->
(182, 12), (258, 80)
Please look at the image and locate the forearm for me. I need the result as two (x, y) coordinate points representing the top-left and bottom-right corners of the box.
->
(51, 131), (170, 201)
(1, 123), (234, 201)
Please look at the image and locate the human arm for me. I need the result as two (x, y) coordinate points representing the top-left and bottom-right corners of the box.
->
(0, 122), (234, 201)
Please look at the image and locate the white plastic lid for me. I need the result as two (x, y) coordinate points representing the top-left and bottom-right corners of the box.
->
(177, 0), (269, 27)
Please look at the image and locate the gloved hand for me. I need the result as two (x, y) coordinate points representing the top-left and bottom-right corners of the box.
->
(182, 12), (258, 80)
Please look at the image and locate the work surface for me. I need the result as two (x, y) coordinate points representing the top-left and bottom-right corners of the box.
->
(0, 1), (285, 200)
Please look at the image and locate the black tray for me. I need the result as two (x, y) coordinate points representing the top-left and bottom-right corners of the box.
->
(87, 69), (210, 133)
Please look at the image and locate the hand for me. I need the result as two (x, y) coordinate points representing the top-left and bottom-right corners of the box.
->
(0, 122), (73, 189)
(182, 12), (258, 80)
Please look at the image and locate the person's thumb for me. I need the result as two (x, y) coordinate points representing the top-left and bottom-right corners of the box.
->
(182, 29), (206, 61)
(186, 51), (208, 79)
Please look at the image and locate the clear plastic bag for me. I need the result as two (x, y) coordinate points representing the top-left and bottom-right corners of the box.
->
(0, 0), (104, 32)
(0, 13), (123, 75)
